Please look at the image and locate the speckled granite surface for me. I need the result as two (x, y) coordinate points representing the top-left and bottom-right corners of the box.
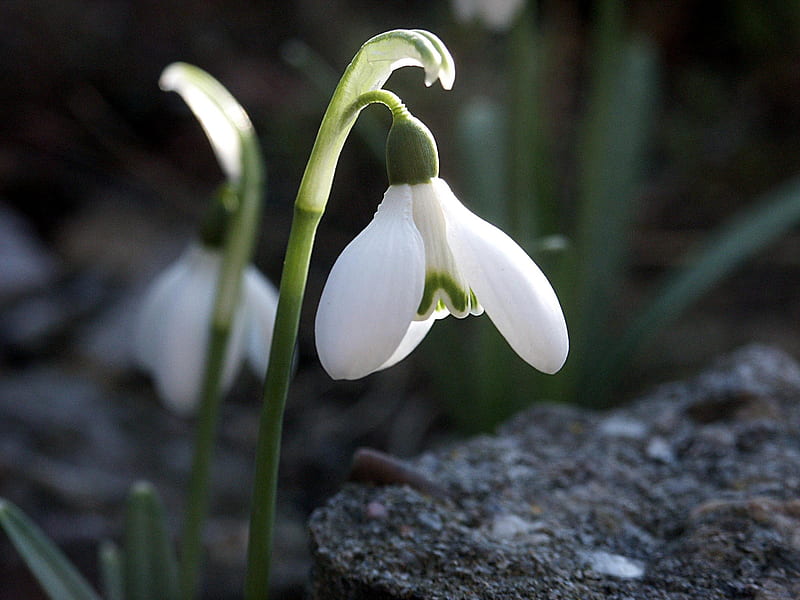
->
(310, 346), (800, 599)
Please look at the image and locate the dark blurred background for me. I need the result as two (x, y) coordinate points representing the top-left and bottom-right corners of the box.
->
(1, 1), (800, 598)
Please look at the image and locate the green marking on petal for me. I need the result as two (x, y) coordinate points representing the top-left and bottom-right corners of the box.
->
(417, 271), (470, 317)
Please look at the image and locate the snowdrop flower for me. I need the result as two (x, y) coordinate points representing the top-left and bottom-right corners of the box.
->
(451, 0), (526, 31)
(135, 243), (278, 415)
(136, 63), (276, 415)
(315, 111), (568, 380)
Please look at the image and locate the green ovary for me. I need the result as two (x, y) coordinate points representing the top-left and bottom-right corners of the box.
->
(417, 271), (472, 317)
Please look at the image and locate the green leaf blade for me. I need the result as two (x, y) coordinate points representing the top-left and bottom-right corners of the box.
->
(596, 175), (800, 401)
(124, 481), (180, 600)
(0, 498), (100, 600)
(562, 35), (660, 404)
(99, 540), (124, 600)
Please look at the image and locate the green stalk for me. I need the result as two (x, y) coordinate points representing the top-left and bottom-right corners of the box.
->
(243, 30), (454, 599)
(243, 205), (320, 600)
(178, 324), (229, 600)
(241, 100), (352, 600)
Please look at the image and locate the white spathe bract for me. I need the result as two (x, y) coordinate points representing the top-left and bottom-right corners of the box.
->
(135, 244), (278, 415)
(160, 64), (246, 182)
(357, 30), (455, 95)
(315, 178), (568, 380)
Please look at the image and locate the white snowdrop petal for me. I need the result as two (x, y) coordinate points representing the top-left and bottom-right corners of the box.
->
(478, 0), (525, 30)
(151, 248), (220, 414)
(451, 0), (476, 23)
(436, 179), (569, 373)
(377, 313), (437, 371)
(136, 245), (248, 415)
(134, 254), (189, 372)
(243, 266), (279, 375)
(190, 249), (251, 404)
(451, 0), (524, 31)
(315, 186), (425, 380)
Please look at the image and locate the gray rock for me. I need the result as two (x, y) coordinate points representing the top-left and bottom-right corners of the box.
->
(309, 345), (800, 599)
(0, 202), (58, 303)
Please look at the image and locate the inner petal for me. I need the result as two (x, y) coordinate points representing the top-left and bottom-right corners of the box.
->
(410, 182), (481, 319)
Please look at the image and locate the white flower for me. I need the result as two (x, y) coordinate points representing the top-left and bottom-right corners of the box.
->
(135, 244), (278, 415)
(315, 177), (568, 380)
(451, 0), (525, 31)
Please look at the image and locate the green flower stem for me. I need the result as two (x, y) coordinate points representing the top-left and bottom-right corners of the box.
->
(243, 30), (454, 599)
(347, 89), (407, 120)
(178, 324), (229, 600)
(244, 205), (319, 600)
(164, 64), (265, 600)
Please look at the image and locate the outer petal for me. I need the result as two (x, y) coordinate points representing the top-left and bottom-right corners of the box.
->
(435, 179), (569, 373)
(451, 0), (525, 31)
(376, 313), (438, 372)
(134, 256), (188, 374)
(243, 265), (279, 375)
(135, 245), (247, 415)
(315, 186), (425, 380)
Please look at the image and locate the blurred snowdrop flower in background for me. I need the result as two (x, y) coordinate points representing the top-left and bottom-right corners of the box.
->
(133, 62), (276, 416)
(135, 243), (277, 415)
(451, 0), (526, 31)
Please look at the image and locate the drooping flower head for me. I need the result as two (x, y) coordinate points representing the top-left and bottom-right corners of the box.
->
(135, 237), (277, 415)
(315, 108), (568, 380)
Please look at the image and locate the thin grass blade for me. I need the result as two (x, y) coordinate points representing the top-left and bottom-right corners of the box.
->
(99, 540), (124, 600)
(596, 175), (800, 401)
(124, 481), (179, 600)
(0, 498), (100, 600)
